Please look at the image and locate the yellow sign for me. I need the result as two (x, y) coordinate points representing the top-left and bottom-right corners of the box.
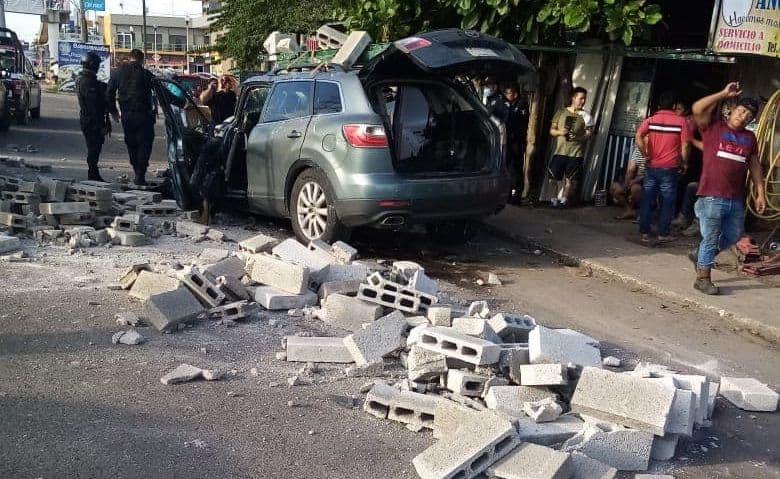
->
(713, 0), (780, 57)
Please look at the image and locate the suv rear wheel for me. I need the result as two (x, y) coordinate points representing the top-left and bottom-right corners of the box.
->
(15, 100), (29, 125)
(290, 168), (349, 243)
(30, 104), (40, 119)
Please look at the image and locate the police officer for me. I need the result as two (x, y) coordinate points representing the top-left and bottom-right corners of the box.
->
(76, 51), (109, 182)
(106, 49), (155, 186)
(493, 83), (530, 202)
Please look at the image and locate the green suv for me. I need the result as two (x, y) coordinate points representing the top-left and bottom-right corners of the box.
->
(155, 29), (533, 243)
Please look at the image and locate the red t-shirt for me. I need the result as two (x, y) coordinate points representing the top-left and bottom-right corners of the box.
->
(697, 120), (757, 200)
(637, 110), (692, 169)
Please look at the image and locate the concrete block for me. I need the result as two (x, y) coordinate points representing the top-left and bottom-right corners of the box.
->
(358, 272), (438, 315)
(317, 279), (361, 299)
(720, 377), (779, 412)
(272, 238), (334, 273)
(452, 317), (502, 343)
(238, 233), (279, 253)
(118, 263), (152, 289)
(481, 376), (511, 398)
(468, 300), (491, 318)
(418, 326), (501, 366)
(0, 199), (11, 212)
(321, 293), (383, 330)
(176, 220), (208, 237)
(106, 228), (148, 246)
(409, 270), (438, 296)
(285, 336), (354, 363)
(0, 234), (21, 254)
(487, 442), (573, 479)
(39, 202), (90, 215)
(427, 306), (452, 326)
(520, 364), (568, 386)
(433, 399), (482, 439)
(391, 260), (423, 282)
(407, 323), (429, 346)
(129, 271), (182, 300)
(178, 265), (227, 307)
(365, 383), (440, 429)
(570, 368), (675, 436)
(39, 178), (68, 202)
(253, 286), (318, 310)
(125, 189), (161, 203)
(205, 300), (261, 322)
(650, 434), (678, 461)
(68, 183), (112, 202)
(203, 255), (246, 281)
(160, 364), (203, 385)
(562, 423), (653, 471)
(110, 214), (143, 232)
(408, 344), (448, 382)
(87, 229), (109, 245)
(569, 452), (617, 479)
(530, 326), (601, 368)
(656, 374), (709, 426)
(137, 203), (178, 216)
(501, 344), (531, 384)
(314, 262), (369, 287)
(412, 410), (519, 479)
(216, 275), (251, 301)
(666, 387), (695, 436)
(0, 212), (27, 229)
(488, 313), (537, 342)
(485, 386), (557, 416)
(553, 329), (600, 347)
(331, 240), (357, 263)
(249, 253), (311, 294)
(707, 382), (719, 419)
(344, 311), (407, 366)
(144, 288), (203, 331)
(57, 212), (93, 225)
(516, 415), (584, 446)
(522, 397), (563, 423)
(447, 369), (491, 397)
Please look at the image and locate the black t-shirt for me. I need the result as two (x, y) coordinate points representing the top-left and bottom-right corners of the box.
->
(206, 90), (237, 124)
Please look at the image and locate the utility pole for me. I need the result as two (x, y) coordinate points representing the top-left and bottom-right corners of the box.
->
(0, 0), (6, 29)
(142, 0), (148, 57)
(79, 0), (88, 43)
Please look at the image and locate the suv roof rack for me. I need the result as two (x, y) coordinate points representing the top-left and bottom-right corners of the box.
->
(271, 62), (347, 75)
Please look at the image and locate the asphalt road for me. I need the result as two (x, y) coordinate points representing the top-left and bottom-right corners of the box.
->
(0, 92), (777, 479)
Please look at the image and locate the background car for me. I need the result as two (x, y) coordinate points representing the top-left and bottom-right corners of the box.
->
(0, 27), (42, 125)
(155, 29), (534, 244)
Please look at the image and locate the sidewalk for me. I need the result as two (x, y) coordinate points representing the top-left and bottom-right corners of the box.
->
(483, 205), (780, 343)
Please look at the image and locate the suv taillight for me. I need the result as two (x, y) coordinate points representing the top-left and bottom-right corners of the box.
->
(342, 124), (388, 148)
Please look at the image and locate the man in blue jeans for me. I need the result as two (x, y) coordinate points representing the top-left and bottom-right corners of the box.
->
(691, 82), (767, 294)
(635, 92), (691, 243)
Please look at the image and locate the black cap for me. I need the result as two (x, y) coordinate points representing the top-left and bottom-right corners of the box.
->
(738, 97), (759, 117)
(80, 51), (101, 72)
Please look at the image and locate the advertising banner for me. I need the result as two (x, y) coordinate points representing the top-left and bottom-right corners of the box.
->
(712, 0), (780, 57)
(610, 81), (652, 136)
(4, 0), (46, 15)
(84, 0), (106, 11)
(58, 41), (111, 81)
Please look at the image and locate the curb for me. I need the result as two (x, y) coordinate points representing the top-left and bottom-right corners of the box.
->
(482, 222), (780, 344)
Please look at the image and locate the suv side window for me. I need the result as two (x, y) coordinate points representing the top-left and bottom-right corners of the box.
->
(313, 81), (342, 115)
(262, 81), (313, 123)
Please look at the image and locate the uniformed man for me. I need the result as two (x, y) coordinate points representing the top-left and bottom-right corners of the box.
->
(493, 83), (530, 202)
(76, 52), (109, 182)
(106, 49), (155, 186)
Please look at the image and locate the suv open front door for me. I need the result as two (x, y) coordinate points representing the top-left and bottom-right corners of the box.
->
(153, 78), (213, 210)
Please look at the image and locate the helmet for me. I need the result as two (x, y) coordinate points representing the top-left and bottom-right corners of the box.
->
(80, 51), (102, 72)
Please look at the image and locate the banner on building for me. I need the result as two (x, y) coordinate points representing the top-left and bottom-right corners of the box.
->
(4, 0), (46, 15)
(58, 42), (110, 81)
(712, 0), (780, 57)
(610, 81), (652, 137)
(83, 0), (106, 11)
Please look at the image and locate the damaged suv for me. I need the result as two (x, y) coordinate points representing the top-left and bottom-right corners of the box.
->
(154, 29), (533, 242)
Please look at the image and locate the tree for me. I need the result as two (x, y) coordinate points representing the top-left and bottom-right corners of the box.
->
(210, 0), (340, 70)
(335, 0), (459, 42)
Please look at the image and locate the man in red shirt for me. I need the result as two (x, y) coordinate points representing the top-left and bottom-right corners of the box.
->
(691, 82), (767, 295)
(635, 92), (691, 243)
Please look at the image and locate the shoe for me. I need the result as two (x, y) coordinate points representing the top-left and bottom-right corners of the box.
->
(133, 174), (146, 186)
(682, 219), (700, 237)
(694, 278), (720, 295)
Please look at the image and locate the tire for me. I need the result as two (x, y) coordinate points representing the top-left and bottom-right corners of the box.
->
(425, 220), (479, 244)
(289, 168), (349, 243)
(0, 108), (10, 132)
(15, 99), (29, 125)
(30, 105), (40, 119)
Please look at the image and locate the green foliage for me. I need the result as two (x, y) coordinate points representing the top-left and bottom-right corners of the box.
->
(335, 0), (458, 42)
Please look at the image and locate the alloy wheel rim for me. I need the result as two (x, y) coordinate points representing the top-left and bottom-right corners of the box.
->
(296, 181), (328, 239)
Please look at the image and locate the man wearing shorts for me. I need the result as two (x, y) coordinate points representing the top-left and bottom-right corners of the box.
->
(548, 87), (593, 207)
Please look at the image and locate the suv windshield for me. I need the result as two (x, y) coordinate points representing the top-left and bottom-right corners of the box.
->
(0, 51), (16, 71)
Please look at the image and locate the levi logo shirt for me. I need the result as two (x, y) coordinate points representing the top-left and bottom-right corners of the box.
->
(697, 120), (757, 200)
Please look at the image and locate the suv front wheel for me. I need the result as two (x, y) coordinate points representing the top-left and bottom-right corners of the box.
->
(290, 168), (349, 243)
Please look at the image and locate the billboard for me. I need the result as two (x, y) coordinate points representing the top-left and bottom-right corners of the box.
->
(58, 41), (111, 82)
(4, 0), (46, 15)
(712, 0), (780, 57)
(83, 0), (106, 11)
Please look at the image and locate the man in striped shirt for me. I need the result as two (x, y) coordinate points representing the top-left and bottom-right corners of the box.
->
(635, 92), (692, 243)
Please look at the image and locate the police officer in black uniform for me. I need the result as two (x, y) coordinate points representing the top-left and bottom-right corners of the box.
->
(76, 51), (109, 182)
(493, 83), (530, 202)
(106, 49), (155, 186)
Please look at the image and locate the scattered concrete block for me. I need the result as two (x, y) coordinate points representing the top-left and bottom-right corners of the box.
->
(249, 253), (311, 294)
(529, 326), (602, 368)
(365, 383), (440, 429)
(176, 220), (209, 237)
(707, 382), (719, 419)
(203, 255), (246, 280)
(452, 317), (502, 343)
(392, 260), (423, 282)
(344, 311), (407, 366)
(485, 386), (557, 416)
(87, 228), (109, 245)
(427, 306), (452, 327)
(665, 387), (695, 436)
(562, 422), (653, 471)
(202, 369), (226, 381)
(144, 288), (203, 332)
(39, 202), (91, 215)
(115, 312), (142, 326)
(516, 415), (584, 446)
(39, 178), (68, 202)
(487, 442), (573, 479)
(178, 265), (226, 307)
(408, 345), (448, 382)
(358, 272), (438, 315)
(0, 212), (27, 229)
(602, 356), (621, 367)
(110, 213), (143, 232)
(128, 271), (182, 300)
(519, 364), (568, 386)
(487, 273), (502, 286)
(321, 293), (383, 330)
(488, 313), (536, 342)
(523, 397), (563, 423)
(501, 344), (531, 383)
(285, 336), (354, 363)
(447, 369), (491, 397)
(216, 275), (251, 301)
(418, 326), (501, 366)
(568, 452), (617, 479)
(314, 262), (369, 286)
(137, 202), (178, 217)
(106, 228), (148, 246)
(570, 367), (675, 436)
(553, 329), (600, 347)
(656, 374), (709, 426)
(345, 362), (384, 377)
(720, 377), (779, 412)
(432, 399), (482, 439)
(331, 240), (357, 263)
(468, 300), (491, 318)
(112, 329), (145, 345)
(317, 279), (362, 299)
(409, 270), (438, 296)
(273, 238), (334, 273)
(118, 263), (152, 290)
(412, 410), (519, 479)
(205, 300), (261, 321)
(253, 285), (318, 310)
(0, 234), (20, 254)
(238, 233), (279, 253)
(160, 364), (203, 385)
(650, 434), (679, 461)
(205, 228), (229, 242)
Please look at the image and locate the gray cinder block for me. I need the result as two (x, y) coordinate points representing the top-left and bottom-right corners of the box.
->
(487, 442), (573, 479)
(529, 326), (602, 368)
(344, 311), (407, 366)
(285, 336), (354, 363)
(418, 326), (500, 366)
(249, 253), (311, 295)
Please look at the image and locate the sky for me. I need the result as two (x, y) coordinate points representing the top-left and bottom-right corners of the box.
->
(6, 0), (205, 42)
